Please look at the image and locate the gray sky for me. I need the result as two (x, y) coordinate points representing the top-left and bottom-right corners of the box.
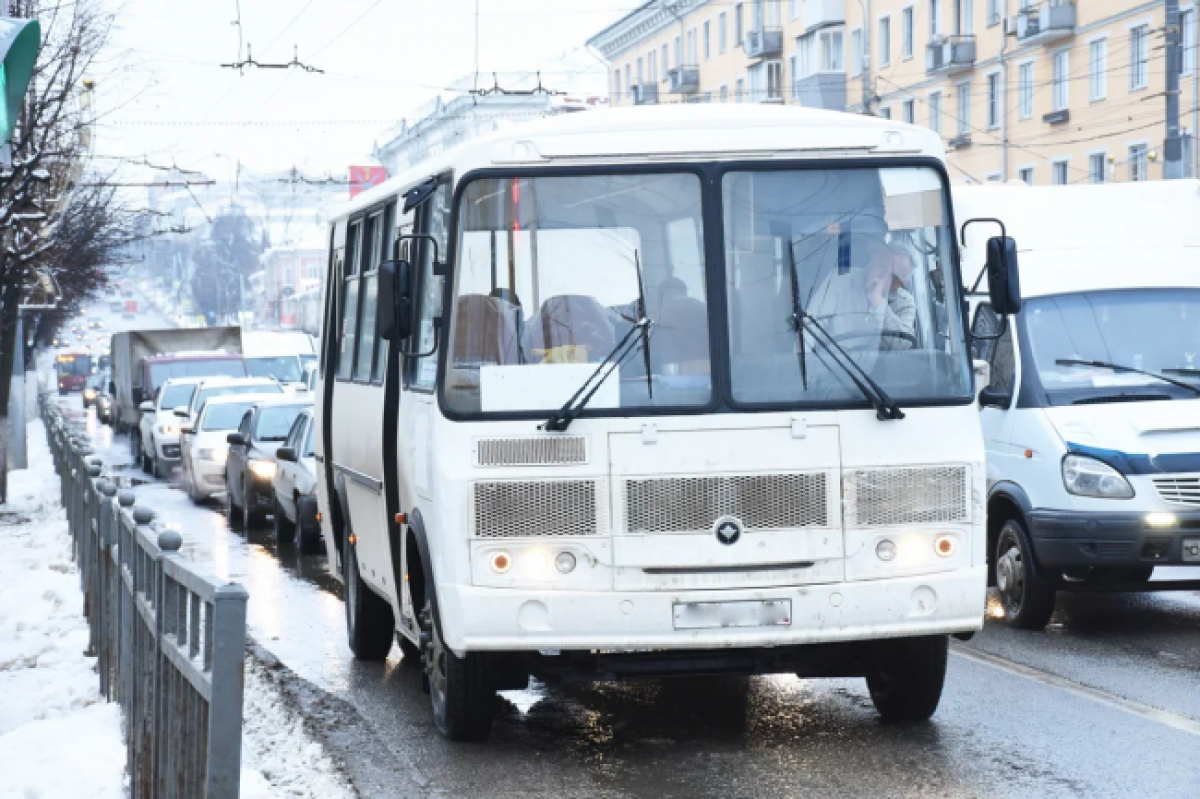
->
(96, 0), (628, 183)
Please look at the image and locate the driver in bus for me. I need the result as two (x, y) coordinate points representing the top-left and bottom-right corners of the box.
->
(809, 236), (917, 355)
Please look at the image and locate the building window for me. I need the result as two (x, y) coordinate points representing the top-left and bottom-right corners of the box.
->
(880, 106), (892, 119)
(1130, 25), (1149, 90)
(1089, 152), (1107, 183)
(1018, 166), (1034, 185)
(957, 81), (970, 135)
(687, 28), (699, 65)
(1129, 143), (1148, 181)
(721, 83), (729, 102)
(929, 91), (942, 134)
(962, 0), (974, 34)
(851, 28), (863, 77)
(736, 3), (744, 46)
(1052, 160), (1069, 185)
(930, 0), (940, 37)
(1089, 39), (1107, 101)
(790, 0), (799, 19)
(704, 20), (712, 60)
(767, 59), (783, 101)
(987, 72), (1001, 128)
(1018, 62), (1033, 119)
(736, 77), (745, 102)
(637, 57), (644, 87)
(879, 16), (891, 67)
(789, 54), (799, 97)
(675, 35), (682, 68)
(1052, 51), (1069, 111)
(903, 99), (915, 123)
(902, 7), (914, 59)
(614, 71), (621, 102)
(799, 33), (816, 78)
(1183, 9), (1196, 75)
(719, 12), (728, 53)
(820, 28), (844, 72)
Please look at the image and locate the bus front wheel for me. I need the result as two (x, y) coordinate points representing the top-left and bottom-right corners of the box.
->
(421, 599), (495, 742)
(863, 634), (949, 722)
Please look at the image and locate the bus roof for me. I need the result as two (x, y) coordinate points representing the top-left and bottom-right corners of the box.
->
(335, 105), (947, 223)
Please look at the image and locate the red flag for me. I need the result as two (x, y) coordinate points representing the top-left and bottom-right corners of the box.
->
(349, 166), (387, 198)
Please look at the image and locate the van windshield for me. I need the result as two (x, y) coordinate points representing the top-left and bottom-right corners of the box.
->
(246, 356), (302, 383)
(149, 359), (246, 394)
(723, 167), (970, 406)
(444, 173), (711, 415)
(159, 383), (197, 411)
(1024, 289), (1200, 404)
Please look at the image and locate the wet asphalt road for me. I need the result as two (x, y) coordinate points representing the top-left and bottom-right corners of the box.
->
(55, 304), (1200, 798)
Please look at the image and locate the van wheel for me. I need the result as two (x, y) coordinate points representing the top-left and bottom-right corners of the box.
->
(273, 497), (296, 544)
(864, 635), (949, 722)
(344, 540), (394, 660)
(995, 519), (1056, 630)
(421, 600), (495, 741)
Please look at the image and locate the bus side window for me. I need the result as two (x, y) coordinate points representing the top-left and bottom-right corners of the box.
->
(353, 213), (381, 382)
(371, 204), (396, 384)
(337, 221), (364, 381)
(972, 304), (1016, 394)
(410, 183), (450, 392)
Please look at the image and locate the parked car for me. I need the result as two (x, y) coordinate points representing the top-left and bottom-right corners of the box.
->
(81, 373), (106, 408)
(271, 408), (320, 552)
(137, 377), (205, 478)
(225, 399), (310, 530)
(179, 394), (277, 504)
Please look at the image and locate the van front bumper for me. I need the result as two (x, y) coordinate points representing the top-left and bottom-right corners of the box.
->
(1027, 509), (1200, 568)
(438, 566), (986, 654)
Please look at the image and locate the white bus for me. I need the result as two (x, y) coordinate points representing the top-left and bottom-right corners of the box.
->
(315, 106), (1023, 740)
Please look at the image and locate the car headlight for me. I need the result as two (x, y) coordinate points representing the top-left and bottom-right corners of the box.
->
(197, 447), (228, 463)
(83, 389), (96, 399)
(1062, 455), (1134, 499)
(249, 459), (277, 480)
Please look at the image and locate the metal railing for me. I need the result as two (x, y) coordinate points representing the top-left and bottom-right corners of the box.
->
(41, 394), (249, 799)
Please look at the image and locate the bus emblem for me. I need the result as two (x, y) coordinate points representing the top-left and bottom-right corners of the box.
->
(713, 516), (743, 546)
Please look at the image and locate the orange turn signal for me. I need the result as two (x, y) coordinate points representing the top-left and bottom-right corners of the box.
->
(348, 533), (357, 546)
(395, 513), (407, 525)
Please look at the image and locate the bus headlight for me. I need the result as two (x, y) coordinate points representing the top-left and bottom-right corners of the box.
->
(875, 539), (897, 561)
(249, 459), (276, 480)
(1062, 455), (1134, 499)
(554, 551), (577, 574)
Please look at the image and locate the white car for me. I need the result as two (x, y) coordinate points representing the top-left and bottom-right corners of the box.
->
(137, 376), (205, 478)
(271, 408), (320, 552)
(175, 376), (286, 449)
(180, 394), (279, 503)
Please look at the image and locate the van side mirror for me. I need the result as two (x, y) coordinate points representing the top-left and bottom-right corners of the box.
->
(978, 385), (1012, 409)
(377, 258), (415, 341)
(179, 424), (194, 434)
(985, 237), (1022, 315)
(276, 446), (297, 463)
(227, 432), (246, 446)
(173, 407), (189, 418)
(132, 387), (145, 404)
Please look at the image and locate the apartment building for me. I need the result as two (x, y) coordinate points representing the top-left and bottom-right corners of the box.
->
(588, 0), (1199, 184)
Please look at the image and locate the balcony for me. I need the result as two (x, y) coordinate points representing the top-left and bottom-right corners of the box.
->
(801, 0), (846, 31)
(793, 73), (847, 111)
(633, 83), (659, 105)
(667, 66), (700, 95)
(745, 27), (783, 59)
(926, 35), (976, 75)
(1015, 2), (1076, 46)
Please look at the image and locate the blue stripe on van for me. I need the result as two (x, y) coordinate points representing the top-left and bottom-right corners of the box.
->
(1066, 442), (1200, 476)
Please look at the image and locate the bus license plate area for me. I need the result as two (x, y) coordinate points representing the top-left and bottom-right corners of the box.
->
(673, 599), (792, 630)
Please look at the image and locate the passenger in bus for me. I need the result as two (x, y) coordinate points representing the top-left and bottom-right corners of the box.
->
(808, 236), (917, 355)
(525, 295), (615, 364)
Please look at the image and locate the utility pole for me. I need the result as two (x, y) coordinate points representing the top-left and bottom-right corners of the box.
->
(861, 0), (873, 114)
(1164, 0), (1184, 179)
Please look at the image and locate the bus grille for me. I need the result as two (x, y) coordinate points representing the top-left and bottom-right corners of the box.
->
(475, 436), (588, 467)
(622, 473), (829, 534)
(843, 466), (969, 527)
(1153, 476), (1200, 507)
(471, 479), (604, 537)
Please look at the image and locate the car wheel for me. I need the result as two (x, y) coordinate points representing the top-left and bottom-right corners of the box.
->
(295, 495), (323, 555)
(421, 598), (496, 741)
(244, 482), (266, 529)
(344, 537), (394, 661)
(142, 449), (153, 475)
(227, 479), (243, 529)
(273, 497), (296, 544)
(995, 518), (1057, 630)
(864, 635), (949, 723)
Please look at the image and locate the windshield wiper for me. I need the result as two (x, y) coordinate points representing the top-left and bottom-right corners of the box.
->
(1055, 359), (1200, 397)
(797, 310), (905, 420)
(541, 317), (652, 432)
(785, 241), (808, 390)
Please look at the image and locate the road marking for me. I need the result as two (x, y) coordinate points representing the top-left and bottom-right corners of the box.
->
(952, 645), (1200, 737)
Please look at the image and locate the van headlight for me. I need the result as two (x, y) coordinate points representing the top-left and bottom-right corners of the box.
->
(1062, 455), (1134, 499)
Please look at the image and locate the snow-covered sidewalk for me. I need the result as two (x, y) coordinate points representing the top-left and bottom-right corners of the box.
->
(0, 417), (358, 799)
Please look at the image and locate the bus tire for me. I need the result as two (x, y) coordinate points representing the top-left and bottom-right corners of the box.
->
(864, 634), (949, 723)
(995, 518), (1056, 630)
(344, 539), (394, 661)
(421, 599), (495, 742)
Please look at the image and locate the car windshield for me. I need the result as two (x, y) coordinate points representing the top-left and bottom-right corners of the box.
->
(1024, 289), (1200, 404)
(194, 383), (283, 416)
(723, 167), (970, 405)
(254, 405), (305, 442)
(149, 359), (246, 394)
(444, 173), (711, 415)
(246, 356), (302, 383)
(201, 402), (255, 431)
(159, 384), (197, 410)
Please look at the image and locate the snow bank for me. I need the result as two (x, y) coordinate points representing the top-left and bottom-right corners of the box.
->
(0, 419), (126, 799)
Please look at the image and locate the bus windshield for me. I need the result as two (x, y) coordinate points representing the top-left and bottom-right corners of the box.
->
(723, 166), (970, 406)
(445, 173), (711, 415)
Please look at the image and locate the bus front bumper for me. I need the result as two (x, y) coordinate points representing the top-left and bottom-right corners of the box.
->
(438, 566), (986, 654)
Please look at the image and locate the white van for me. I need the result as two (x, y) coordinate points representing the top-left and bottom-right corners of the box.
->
(315, 106), (1025, 740)
(242, 330), (313, 386)
(957, 181), (1200, 630)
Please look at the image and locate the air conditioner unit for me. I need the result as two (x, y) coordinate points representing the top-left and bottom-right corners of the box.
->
(1003, 16), (1019, 35)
